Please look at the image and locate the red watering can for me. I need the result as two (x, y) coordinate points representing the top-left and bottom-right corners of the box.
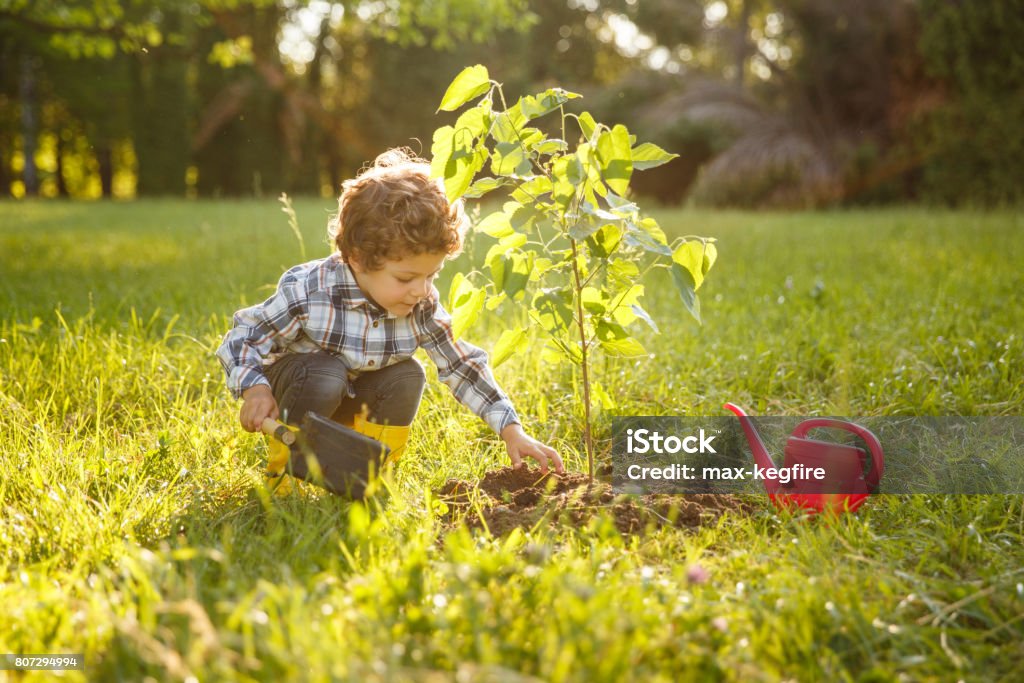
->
(723, 403), (884, 514)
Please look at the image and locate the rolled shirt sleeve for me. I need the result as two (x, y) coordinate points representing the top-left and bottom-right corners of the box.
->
(412, 289), (520, 435)
(216, 267), (311, 399)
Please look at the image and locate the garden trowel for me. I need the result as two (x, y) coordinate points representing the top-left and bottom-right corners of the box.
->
(260, 412), (390, 498)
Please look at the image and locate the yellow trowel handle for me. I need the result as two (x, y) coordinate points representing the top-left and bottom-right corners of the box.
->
(261, 417), (297, 445)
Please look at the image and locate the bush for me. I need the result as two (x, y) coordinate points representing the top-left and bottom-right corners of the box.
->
(917, 0), (1024, 205)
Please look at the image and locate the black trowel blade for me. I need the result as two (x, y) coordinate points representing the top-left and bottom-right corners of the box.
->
(285, 412), (390, 498)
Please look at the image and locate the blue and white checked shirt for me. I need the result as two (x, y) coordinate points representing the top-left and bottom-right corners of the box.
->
(216, 254), (520, 434)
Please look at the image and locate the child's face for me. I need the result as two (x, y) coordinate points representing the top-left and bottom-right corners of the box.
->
(350, 251), (447, 317)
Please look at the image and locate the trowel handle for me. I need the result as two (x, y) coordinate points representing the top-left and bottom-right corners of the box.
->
(261, 418), (297, 445)
(793, 419), (884, 491)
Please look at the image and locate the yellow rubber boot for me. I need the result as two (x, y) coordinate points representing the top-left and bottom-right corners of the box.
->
(352, 414), (411, 464)
(265, 422), (300, 495)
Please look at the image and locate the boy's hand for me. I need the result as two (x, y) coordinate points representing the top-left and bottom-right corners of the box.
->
(500, 423), (564, 475)
(240, 385), (279, 432)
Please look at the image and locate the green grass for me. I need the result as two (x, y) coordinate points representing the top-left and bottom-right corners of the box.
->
(1, 200), (1023, 681)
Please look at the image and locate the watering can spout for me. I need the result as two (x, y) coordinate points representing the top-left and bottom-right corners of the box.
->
(723, 402), (780, 494)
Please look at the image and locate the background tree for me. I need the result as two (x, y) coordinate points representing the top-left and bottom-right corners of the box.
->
(917, 0), (1024, 205)
(1, 0), (1021, 206)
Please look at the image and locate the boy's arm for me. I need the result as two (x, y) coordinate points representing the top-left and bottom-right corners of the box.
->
(411, 291), (520, 435)
(216, 272), (309, 399)
(413, 290), (564, 474)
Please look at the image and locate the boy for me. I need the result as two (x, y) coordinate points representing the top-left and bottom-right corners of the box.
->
(216, 148), (563, 476)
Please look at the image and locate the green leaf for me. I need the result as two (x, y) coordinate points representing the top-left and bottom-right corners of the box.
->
(596, 321), (648, 357)
(431, 125), (487, 202)
(568, 216), (603, 241)
(464, 176), (508, 199)
(630, 304), (660, 333)
(438, 65), (490, 112)
(624, 218), (672, 256)
(489, 249), (505, 288)
(449, 279), (486, 339)
(578, 111), (598, 141)
(673, 240), (713, 290)
(580, 200), (621, 222)
(671, 263), (702, 325)
(475, 211), (514, 238)
(622, 229), (671, 255)
(636, 217), (667, 244)
(529, 257), (555, 282)
(510, 176), (553, 204)
(596, 124), (633, 195)
(447, 271), (469, 312)
(551, 154), (583, 209)
(491, 141), (529, 177)
(702, 241), (718, 275)
(608, 284), (645, 327)
(576, 143), (607, 201)
(552, 177), (575, 209)
(605, 192), (639, 216)
(531, 288), (574, 337)
(592, 381), (617, 409)
(506, 202), (541, 234)
(489, 103), (527, 143)
(534, 139), (569, 156)
(499, 251), (533, 301)
(485, 291), (506, 311)
(631, 142), (678, 171)
(449, 148), (487, 202)
(563, 153), (586, 185)
(430, 125), (455, 179)
(607, 258), (639, 285)
(491, 327), (530, 367)
(485, 232), (528, 268)
(581, 286), (606, 315)
(541, 338), (581, 365)
(610, 282), (643, 313)
(454, 104), (492, 141)
(586, 223), (623, 258)
(520, 88), (582, 120)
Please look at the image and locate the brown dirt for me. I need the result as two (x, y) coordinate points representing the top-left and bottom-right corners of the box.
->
(436, 465), (753, 536)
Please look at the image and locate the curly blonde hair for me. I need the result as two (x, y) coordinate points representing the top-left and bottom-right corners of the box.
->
(327, 148), (468, 271)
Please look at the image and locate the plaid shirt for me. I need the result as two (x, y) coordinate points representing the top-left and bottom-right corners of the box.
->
(216, 254), (519, 435)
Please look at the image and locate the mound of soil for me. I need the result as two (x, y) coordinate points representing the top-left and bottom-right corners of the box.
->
(437, 466), (752, 536)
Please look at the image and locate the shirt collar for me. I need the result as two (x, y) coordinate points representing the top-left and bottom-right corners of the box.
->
(328, 254), (392, 316)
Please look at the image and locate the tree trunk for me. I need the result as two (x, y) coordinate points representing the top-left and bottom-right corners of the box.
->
(0, 133), (10, 197)
(325, 132), (342, 195)
(19, 55), (39, 196)
(96, 145), (114, 198)
(55, 130), (69, 197)
(131, 11), (190, 196)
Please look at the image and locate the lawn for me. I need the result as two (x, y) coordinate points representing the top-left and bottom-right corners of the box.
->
(1, 200), (1022, 681)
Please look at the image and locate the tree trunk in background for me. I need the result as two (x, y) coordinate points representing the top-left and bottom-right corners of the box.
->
(55, 130), (69, 197)
(195, 5), (286, 196)
(19, 54), (39, 196)
(96, 145), (113, 198)
(131, 11), (189, 195)
(194, 20), (246, 197)
(325, 134), (342, 196)
(0, 133), (10, 197)
(239, 4), (285, 196)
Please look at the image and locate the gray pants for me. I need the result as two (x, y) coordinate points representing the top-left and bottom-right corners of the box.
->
(265, 352), (425, 428)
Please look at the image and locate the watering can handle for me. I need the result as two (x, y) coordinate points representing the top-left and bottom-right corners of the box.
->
(792, 419), (884, 492)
